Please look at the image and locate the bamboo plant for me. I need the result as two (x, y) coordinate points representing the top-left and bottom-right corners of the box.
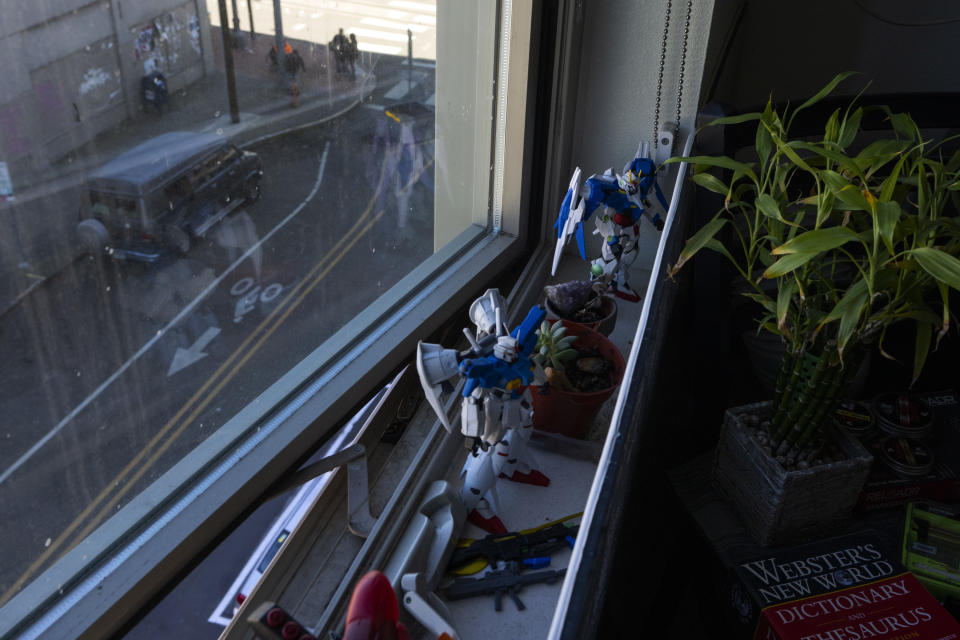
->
(668, 72), (960, 459)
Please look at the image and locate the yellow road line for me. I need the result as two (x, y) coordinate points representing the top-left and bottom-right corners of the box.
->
(3, 148), (434, 604)
(79, 208), (389, 538)
(0, 155), (390, 606)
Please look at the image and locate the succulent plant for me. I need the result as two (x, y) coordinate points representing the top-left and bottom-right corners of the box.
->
(533, 320), (579, 391)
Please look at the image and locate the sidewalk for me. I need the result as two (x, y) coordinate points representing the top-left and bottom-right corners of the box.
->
(0, 29), (376, 318)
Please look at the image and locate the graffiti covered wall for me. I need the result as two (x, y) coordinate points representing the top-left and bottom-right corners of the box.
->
(131, 4), (203, 77)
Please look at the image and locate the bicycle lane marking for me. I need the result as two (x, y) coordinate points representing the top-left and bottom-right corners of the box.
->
(0, 142), (329, 487)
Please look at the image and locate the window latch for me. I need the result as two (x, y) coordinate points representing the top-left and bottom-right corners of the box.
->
(267, 443), (377, 538)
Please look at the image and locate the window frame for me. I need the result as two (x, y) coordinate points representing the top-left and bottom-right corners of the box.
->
(0, 1), (543, 638)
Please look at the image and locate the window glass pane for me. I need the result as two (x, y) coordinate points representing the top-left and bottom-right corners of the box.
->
(0, 0), (484, 611)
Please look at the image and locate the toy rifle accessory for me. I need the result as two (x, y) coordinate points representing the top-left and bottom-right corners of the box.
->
(444, 561), (566, 611)
(447, 522), (578, 574)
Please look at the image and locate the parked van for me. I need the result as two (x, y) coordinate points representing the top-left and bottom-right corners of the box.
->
(76, 131), (263, 262)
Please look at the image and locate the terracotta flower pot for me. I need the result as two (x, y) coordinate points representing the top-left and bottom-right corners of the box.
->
(530, 321), (626, 438)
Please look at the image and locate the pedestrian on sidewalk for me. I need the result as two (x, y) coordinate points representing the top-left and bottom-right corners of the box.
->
(330, 28), (350, 75)
(348, 33), (359, 78)
(284, 47), (306, 108)
(268, 41), (293, 71)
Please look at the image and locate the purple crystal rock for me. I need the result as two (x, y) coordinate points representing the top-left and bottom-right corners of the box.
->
(544, 280), (596, 317)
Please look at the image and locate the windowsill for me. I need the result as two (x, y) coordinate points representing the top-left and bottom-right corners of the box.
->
(212, 233), (662, 639)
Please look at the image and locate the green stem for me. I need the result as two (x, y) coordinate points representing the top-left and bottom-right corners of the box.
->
(771, 352), (803, 441)
(776, 351), (830, 450)
(771, 348), (796, 411)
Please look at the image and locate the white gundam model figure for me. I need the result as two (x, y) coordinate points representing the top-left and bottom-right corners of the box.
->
(552, 142), (668, 301)
(416, 289), (549, 534)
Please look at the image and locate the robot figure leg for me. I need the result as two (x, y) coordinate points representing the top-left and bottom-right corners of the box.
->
(611, 224), (641, 302)
(492, 392), (549, 486)
(494, 426), (549, 486)
(459, 448), (507, 534)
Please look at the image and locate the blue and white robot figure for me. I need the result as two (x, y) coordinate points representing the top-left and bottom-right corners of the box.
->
(416, 289), (549, 534)
(552, 142), (668, 301)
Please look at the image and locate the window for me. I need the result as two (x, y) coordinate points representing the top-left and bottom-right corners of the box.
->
(0, 0), (537, 637)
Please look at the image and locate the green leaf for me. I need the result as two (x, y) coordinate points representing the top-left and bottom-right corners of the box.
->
(937, 281), (951, 344)
(819, 279), (869, 353)
(874, 200), (900, 256)
(555, 348), (578, 361)
(771, 226), (860, 255)
(887, 111), (918, 141)
(879, 154), (908, 201)
(775, 139), (815, 173)
(820, 279), (869, 326)
(756, 193), (785, 222)
(789, 72), (857, 127)
(760, 321), (785, 337)
(796, 72), (857, 113)
(763, 252), (818, 278)
(821, 170), (871, 211)
(861, 140), (910, 179)
(913, 321), (932, 384)
(679, 155), (759, 184)
(825, 109), (841, 144)
(742, 292), (776, 313)
(691, 171), (730, 198)
(777, 278), (797, 332)
(816, 191), (836, 228)
(909, 247), (960, 292)
(838, 107), (862, 149)
(699, 112), (763, 129)
(789, 141), (862, 178)
(671, 217), (727, 273)
(756, 121), (773, 169)
(704, 237), (736, 264)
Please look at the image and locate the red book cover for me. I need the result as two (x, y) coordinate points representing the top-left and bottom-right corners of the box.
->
(754, 572), (960, 640)
(730, 531), (960, 640)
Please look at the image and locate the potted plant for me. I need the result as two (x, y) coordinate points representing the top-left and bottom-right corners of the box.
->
(528, 318), (625, 438)
(542, 279), (618, 336)
(667, 72), (960, 544)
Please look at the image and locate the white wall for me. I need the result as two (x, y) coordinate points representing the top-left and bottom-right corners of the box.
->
(565, 0), (715, 271)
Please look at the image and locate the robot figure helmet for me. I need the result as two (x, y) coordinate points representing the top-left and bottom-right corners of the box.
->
(618, 170), (640, 195)
(624, 156), (656, 182)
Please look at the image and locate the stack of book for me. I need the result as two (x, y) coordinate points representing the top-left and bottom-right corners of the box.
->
(727, 530), (960, 639)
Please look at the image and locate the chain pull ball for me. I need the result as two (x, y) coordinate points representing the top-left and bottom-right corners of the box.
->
(653, 0), (672, 150)
(675, 0), (692, 139)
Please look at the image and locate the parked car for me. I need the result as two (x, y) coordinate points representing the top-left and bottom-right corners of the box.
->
(76, 131), (263, 262)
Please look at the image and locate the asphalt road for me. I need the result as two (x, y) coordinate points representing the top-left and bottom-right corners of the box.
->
(0, 56), (436, 632)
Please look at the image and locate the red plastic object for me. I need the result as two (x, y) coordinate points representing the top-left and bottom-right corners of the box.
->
(529, 321), (625, 438)
(343, 571), (410, 640)
(466, 509), (508, 534)
(265, 607), (287, 627)
(281, 621), (302, 639)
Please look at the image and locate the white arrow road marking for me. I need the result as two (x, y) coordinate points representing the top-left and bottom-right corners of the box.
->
(0, 143), (329, 487)
(167, 327), (221, 376)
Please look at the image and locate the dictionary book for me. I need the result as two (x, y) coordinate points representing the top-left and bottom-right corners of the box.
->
(727, 529), (960, 639)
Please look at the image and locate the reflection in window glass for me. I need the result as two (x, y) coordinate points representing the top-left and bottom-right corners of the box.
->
(0, 0), (454, 610)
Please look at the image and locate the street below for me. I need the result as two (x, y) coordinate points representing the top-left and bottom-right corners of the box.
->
(0, 56), (436, 632)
